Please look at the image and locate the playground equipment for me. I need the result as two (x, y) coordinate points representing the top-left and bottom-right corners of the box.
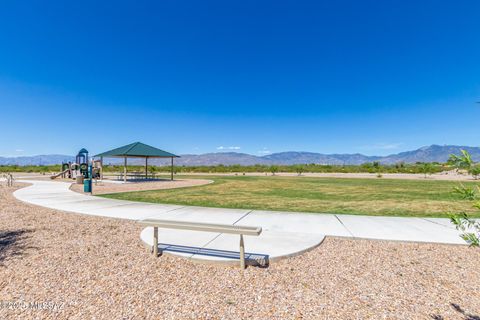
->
(51, 148), (101, 181)
(1, 173), (14, 187)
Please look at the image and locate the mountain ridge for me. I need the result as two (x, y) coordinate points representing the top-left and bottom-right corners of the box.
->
(1, 145), (479, 166)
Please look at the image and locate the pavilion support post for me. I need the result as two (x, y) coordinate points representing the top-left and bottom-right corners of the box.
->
(100, 156), (104, 180)
(171, 157), (174, 181)
(145, 157), (148, 179)
(124, 157), (127, 183)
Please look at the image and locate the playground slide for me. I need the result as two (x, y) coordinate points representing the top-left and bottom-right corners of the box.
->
(50, 169), (70, 180)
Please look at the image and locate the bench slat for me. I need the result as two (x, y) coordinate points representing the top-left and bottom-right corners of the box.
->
(138, 219), (262, 236)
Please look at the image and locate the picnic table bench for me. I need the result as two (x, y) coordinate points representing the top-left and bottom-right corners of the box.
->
(138, 219), (262, 269)
(113, 172), (157, 180)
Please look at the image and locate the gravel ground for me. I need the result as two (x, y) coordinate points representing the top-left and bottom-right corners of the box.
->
(69, 178), (212, 195)
(1, 184), (479, 319)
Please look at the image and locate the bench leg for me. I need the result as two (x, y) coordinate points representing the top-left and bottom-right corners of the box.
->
(153, 227), (159, 257)
(239, 234), (245, 269)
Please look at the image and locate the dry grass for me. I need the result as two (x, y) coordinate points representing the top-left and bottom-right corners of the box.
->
(102, 176), (480, 217)
(1, 184), (480, 319)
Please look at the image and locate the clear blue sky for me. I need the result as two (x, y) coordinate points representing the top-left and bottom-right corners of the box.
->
(1, 0), (479, 157)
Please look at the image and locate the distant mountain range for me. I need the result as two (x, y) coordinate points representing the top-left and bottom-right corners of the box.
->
(1, 145), (480, 166)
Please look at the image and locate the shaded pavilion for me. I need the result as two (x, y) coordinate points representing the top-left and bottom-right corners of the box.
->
(94, 142), (179, 182)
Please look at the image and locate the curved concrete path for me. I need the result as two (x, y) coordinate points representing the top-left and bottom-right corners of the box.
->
(13, 180), (467, 264)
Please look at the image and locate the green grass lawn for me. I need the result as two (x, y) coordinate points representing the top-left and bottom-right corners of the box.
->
(100, 175), (480, 217)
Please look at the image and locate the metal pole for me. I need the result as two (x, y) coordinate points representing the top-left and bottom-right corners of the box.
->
(145, 157), (148, 179)
(124, 157), (127, 183)
(239, 234), (245, 269)
(100, 156), (104, 180)
(171, 157), (174, 181)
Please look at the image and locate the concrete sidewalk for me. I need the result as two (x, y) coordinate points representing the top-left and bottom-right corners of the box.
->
(13, 180), (467, 264)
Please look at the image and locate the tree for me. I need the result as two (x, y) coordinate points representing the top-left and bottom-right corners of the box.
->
(419, 163), (434, 179)
(450, 185), (480, 247)
(295, 165), (305, 176)
(148, 165), (157, 178)
(452, 184), (478, 200)
(448, 149), (474, 171)
(469, 165), (480, 180)
(270, 165), (278, 176)
(395, 162), (405, 170)
(450, 203), (480, 247)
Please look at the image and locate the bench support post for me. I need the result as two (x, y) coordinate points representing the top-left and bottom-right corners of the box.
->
(153, 227), (159, 257)
(239, 234), (245, 269)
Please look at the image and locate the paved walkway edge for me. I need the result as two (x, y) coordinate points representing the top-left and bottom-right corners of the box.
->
(11, 180), (468, 264)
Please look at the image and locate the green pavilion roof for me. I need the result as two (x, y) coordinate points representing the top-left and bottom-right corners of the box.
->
(94, 142), (179, 158)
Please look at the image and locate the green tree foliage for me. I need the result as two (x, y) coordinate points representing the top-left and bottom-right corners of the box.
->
(448, 149), (480, 180)
(451, 209), (480, 247)
(419, 162), (434, 178)
(0, 165), (61, 173)
(449, 149), (474, 171)
(452, 184), (478, 200)
(469, 165), (480, 180)
(270, 165), (278, 176)
(1, 162), (450, 175)
(295, 165), (305, 176)
(450, 181), (480, 246)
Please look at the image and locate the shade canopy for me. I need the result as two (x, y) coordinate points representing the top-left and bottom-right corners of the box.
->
(94, 142), (179, 158)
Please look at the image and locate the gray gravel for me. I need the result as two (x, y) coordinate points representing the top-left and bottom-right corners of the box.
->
(1, 184), (479, 319)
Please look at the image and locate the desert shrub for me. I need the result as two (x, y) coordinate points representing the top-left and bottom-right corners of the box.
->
(0, 162), (449, 175)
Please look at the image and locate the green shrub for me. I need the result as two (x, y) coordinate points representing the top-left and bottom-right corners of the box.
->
(0, 162), (450, 175)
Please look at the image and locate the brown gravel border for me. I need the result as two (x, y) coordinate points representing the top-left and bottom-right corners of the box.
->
(69, 178), (213, 195)
(1, 184), (479, 319)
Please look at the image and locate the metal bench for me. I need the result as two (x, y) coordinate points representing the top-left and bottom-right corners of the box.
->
(115, 172), (157, 180)
(138, 219), (262, 269)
